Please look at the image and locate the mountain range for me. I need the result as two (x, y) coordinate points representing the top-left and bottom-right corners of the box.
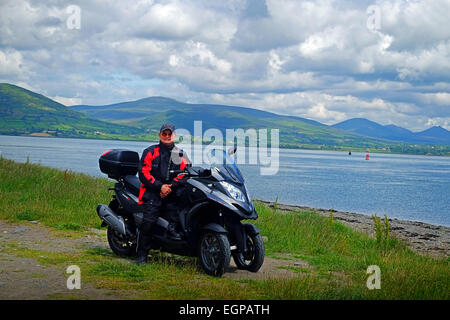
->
(332, 118), (450, 146)
(71, 96), (450, 147)
(1, 83), (449, 156)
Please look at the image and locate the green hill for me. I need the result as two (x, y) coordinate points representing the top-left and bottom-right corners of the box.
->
(72, 96), (392, 149)
(1, 83), (449, 155)
(0, 83), (144, 139)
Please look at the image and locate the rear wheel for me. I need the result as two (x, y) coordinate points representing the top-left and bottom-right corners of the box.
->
(107, 226), (136, 257)
(232, 233), (265, 272)
(198, 232), (230, 277)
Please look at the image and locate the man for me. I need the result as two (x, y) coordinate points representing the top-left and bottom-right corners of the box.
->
(135, 123), (190, 265)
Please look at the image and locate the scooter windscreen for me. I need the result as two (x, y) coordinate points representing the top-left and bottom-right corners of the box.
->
(207, 148), (255, 214)
(206, 149), (244, 184)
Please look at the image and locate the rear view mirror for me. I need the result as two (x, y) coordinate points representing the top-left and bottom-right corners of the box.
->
(227, 146), (237, 156)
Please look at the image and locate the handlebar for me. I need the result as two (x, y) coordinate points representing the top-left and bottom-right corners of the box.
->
(170, 169), (186, 175)
(170, 168), (211, 177)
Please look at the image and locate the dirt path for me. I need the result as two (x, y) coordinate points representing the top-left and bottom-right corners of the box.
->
(0, 219), (306, 299)
(0, 220), (120, 299)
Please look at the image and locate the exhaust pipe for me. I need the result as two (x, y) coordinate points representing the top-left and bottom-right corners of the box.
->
(97, 205), (169, 236)
(97, 204), (126, 235)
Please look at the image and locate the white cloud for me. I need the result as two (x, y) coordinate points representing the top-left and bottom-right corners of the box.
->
(184, 41), (232, 74)
(0, 49), (30, 80)
(305, 103), (347, 122)
(136, 2), (198, 39)
(0, 0), (449, 131)
(418, 92), (450, 106)
(299, 26), (346, 57)
(268, 51), (284, 73)
(426, 117), (449, 129)
(0, 50), (22, 75)
(52, 96), (83, 106)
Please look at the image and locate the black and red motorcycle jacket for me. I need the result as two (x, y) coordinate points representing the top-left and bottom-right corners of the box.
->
(137, 141), (190, 205)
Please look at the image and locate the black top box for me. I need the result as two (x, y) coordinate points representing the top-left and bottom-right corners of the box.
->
(99, 149), (139, 179)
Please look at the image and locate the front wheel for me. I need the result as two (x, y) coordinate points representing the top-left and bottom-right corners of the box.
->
(198, 232), (230, 277)
(107, 226), (136, 257)
(232, 233), (265, 272)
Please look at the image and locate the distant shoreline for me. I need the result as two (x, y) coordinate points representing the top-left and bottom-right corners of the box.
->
(1, 133), (449, 157)
(256, 199), (450, 258)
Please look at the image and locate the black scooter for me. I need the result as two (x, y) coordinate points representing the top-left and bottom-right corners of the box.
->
(96, 147), (264, 277)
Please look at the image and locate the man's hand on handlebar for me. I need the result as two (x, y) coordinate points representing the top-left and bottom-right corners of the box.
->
(169, 167), (211, 178)
(160, 184), (172, 198)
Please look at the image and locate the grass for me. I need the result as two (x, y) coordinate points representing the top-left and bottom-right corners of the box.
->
(0, 157), (113, 230)
(0, 157), (448, 299)
(251, 203), (449, 299)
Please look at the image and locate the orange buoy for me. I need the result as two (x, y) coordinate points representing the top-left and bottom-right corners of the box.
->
(365, 154), (370, 160)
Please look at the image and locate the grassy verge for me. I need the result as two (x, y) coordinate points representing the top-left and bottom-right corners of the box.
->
(0, 156), (112, 231)
(0, 157), (448, 299)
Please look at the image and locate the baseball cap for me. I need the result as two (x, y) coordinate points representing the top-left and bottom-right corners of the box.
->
(160, 123), (175, 133)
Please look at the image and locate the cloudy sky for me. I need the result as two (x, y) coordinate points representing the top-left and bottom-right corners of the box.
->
(1, 0), (449, 131)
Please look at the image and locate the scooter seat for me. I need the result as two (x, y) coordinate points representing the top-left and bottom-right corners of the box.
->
(124, 175), (141, 196)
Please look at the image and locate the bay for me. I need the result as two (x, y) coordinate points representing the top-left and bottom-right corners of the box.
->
(0, 135), (449, 226)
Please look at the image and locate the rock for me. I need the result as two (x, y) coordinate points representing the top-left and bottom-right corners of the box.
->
(262, 236), (268, 243)
(424, 233), (439, 238)
(406, 232), (419, 237)
(294, 262), (309, 268)
(13, 227), (26, 234)
(88, 228), (107, 235)
(88, 244), (104, 250)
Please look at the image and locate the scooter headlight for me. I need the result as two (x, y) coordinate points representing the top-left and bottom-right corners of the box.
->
(220, 181), (246, 202)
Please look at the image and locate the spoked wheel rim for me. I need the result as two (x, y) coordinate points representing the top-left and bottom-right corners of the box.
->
(111, 231), (134, 249)
(232, 232), (264, 272)
(107, 226), (136, 256)
(200, 233), (221, 271)
(237, 236), (256, 266)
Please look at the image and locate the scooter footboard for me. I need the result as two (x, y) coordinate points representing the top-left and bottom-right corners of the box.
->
(133, 212), (170, 230)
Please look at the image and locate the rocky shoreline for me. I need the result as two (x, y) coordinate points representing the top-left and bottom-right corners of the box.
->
(257, 200), (449, 258)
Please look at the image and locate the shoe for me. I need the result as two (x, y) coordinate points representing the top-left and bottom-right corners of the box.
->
(135, 255), (147, 265)
(168, 224), (182, 240)
(135, 230), (152, 264)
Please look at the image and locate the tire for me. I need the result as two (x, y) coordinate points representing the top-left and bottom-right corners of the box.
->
(232, 233), (265, 272)
(107, 226), (136, 257)
(198, 232), (231, 277)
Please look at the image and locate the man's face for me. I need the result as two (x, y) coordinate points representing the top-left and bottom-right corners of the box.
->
(159, 129), (175, 145)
